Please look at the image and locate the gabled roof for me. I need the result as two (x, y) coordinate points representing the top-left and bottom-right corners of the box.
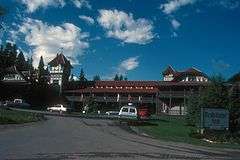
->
(48, 53), (72, 68)
(2, 66), (28, 83)
(162, 65), (176, 75)
(162, 65), (208, 82)
(184, 67), (203, 75)
(172, 67), (208, 81)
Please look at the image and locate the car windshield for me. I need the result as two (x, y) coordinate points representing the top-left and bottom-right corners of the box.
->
(1, 1), (240, 159)
(122, 108), (128, 112)
(129, 108), (135, 113)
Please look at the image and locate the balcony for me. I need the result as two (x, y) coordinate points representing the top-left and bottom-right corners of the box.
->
(158, 91), (199, 98)
(66, 96), (156, 103)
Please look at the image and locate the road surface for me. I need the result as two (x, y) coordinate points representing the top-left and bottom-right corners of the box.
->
(0, 116), (240, 160)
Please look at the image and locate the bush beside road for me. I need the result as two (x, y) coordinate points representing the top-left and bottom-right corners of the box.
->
(0, 108), (45, 124)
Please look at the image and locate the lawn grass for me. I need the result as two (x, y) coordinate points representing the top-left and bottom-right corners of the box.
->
(138, 115), (240, 149)
(0, 108), (44, 124)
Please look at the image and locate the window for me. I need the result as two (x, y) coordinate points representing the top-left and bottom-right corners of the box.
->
(122, 108), (128, 112)
(188, 76), (196, 81)
(53, 80), (59, 84)
(130, 108), (135, 113)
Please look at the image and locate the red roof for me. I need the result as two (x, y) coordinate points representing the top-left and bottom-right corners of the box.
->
(95, 81), (158, 87)
(64, 80), (209, 94)
(48, 53), (72, 67)
(162, 66), (208, 82)
(162, 65), (175, 75)
(65, 88), (158, 94)
(172, 68), (208, 81)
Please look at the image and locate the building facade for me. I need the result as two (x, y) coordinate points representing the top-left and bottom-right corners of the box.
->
(162, 65), (208, 82)
(2, 66), (29, 83)
(64, 66), (209, 115)
(48, 53), (72, 86)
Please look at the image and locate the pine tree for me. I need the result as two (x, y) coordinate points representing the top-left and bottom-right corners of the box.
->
(38, 56), (45, 80)
(26, 56), (34, 71)
(119, 74), (123, 81)
(3, 42), (17, 67)
(62, 60), (72, 85)
(93, 75), (101, 81)
(114, 74), (119, 81)
(79, 68), (87, 82)
(16, 51), (26, 71)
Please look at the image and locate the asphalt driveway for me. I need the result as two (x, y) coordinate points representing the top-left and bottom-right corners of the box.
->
(0, 116), (240, 160)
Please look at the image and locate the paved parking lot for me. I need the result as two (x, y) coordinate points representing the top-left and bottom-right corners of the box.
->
(0, 116), (240, 160)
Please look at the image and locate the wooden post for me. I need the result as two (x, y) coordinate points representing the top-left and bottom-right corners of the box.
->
(169, 88), (172, 114)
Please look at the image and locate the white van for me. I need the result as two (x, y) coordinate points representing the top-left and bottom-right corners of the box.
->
(119, 105), (137, 119)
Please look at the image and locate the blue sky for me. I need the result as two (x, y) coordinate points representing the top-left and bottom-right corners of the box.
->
(1, 0), (240, 80)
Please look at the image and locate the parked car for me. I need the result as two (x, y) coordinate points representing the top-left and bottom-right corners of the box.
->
(137, 106), (151, 120)
(47, 104), (67, 113)
(119, 105), (138, 119)
(14, 99), (23, 104)
(6, 99), (30, 108)
(105, 111), (119, 115)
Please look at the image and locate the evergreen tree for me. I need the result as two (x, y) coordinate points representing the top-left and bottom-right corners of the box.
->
(114, 74), (119, 81)
(0, 43), (17, 80)
(186, 75), (230, 126)
(26, 56), (34, 71)
(93, 75), (101, 81)
(61, 59), (72, 85)
(38, 56), (45, 80)
(16, 51), (26, 71)
(124, 76), (128, 81)
(3, 42), (17, 66)
(79, 68), (87, 81)
(119, 74), (123, 81)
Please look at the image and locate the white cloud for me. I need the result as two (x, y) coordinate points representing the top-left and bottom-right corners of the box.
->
(19, 0), (66, 13)
(212, 59), (230, 71)
(171, 19), (181, 30)
(102, 56), (139, 80)
(219, 0), (239, 10)
(97, 9), (154, 45)
(90, 36), (101, 41)
(118, 56), (139, 74)
(79, 15), (94, 25)
(160, 0), (196, 15)
(72, 0), (92, 9)
(15, 18), (89, 67)
(171, 32), (178, 38)
(19, 0), (91, 13)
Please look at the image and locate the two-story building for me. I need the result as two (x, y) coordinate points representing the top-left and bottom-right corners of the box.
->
(64, 65), (209, 115)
